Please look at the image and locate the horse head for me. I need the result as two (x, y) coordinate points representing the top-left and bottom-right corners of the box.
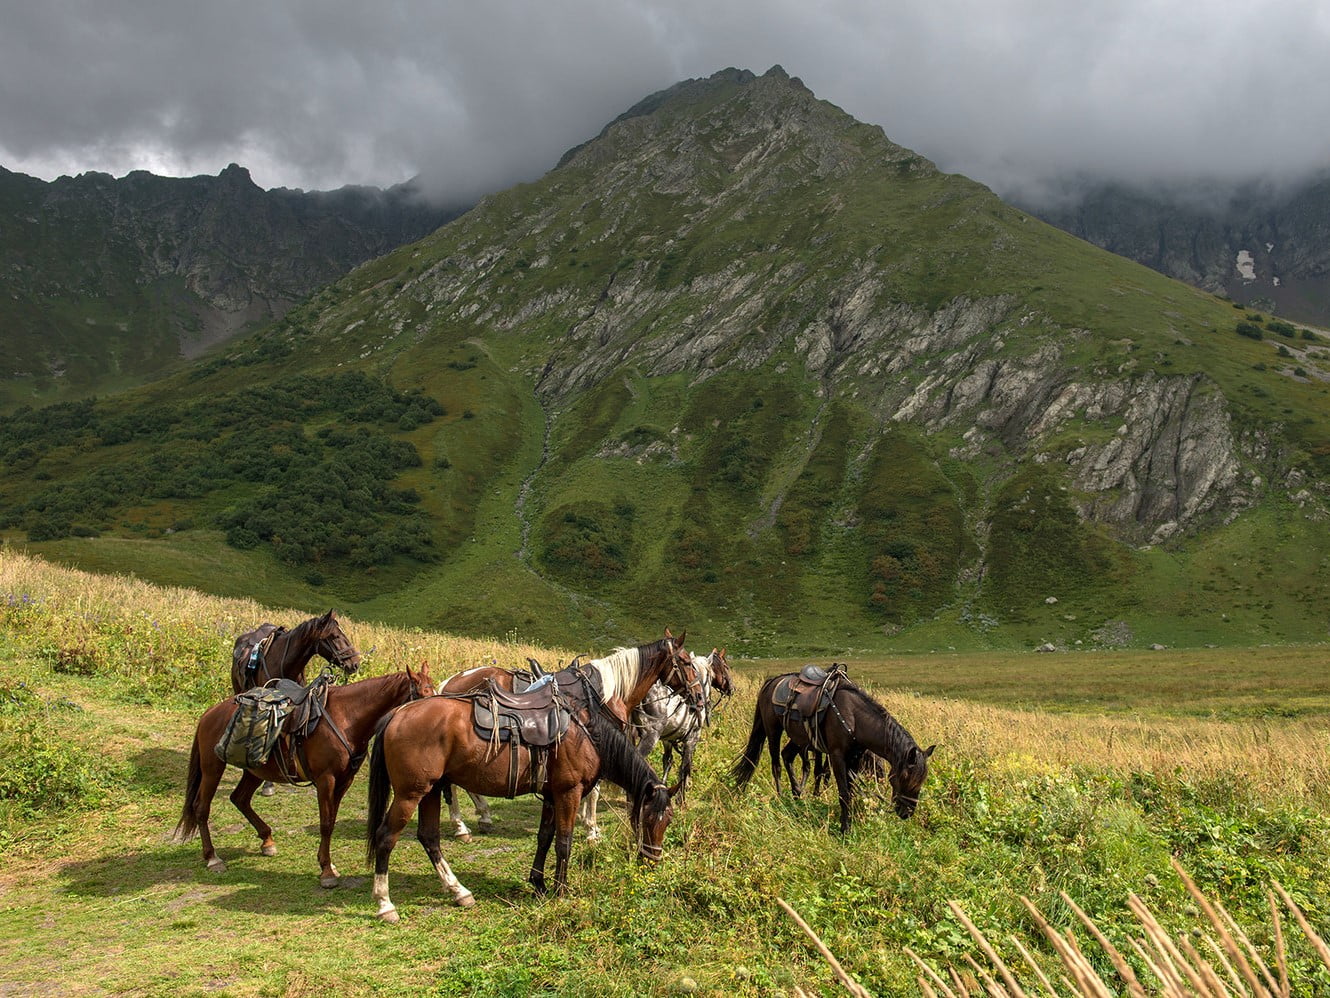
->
(707, 647), (734, 696)
(316, 610), (362, 677)
(659, 631), (706, 714)
(632, 780), (677, 863)
(405, 660), (435, 701)
(890, 743), (935, 819)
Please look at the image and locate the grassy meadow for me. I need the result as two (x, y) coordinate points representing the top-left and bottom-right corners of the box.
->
(2, 549), (1329, 995)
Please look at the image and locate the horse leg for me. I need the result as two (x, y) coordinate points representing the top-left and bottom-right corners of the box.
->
(469, 791), (494, 833)
(781, 741), (805, 799)
(812, 752), (829, 796)
(229, 770), (277, 857)
(529, 795), (556, 894)
(579, 784), (601, 843)
(192, 753), (229, 873)
(551, 789), (583, 896)
(417, 786), (474, 907)
(372, 791), (424, 923)
(315, 773), (345, 888)
(829, 750), (855, 835)
(443, 783), (472, 842)
(767, 728), (784, 796)
(660, 741), (676, 783)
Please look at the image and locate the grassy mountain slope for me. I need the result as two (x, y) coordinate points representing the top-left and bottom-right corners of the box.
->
(0, 164), (459, 409)
(4, 66), (1330, 653)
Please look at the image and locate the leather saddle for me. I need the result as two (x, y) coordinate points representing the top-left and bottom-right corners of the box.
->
(771, 663), (849, 753)
(472, 678), (571, 749)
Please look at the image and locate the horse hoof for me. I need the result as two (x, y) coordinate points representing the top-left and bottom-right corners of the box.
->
(477, 821), (493, 834)
(455, 832), (472, 844)
(206, 858), (227, 874)
(260, 784), (276, 797)
(455, 892), (476, 908)
(321, 875), (340, 889)
(261, 844), (277, 857)
(377, 906), (400, 924)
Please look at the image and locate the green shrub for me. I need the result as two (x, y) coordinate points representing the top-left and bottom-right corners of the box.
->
(1236, 322), (1264, 340)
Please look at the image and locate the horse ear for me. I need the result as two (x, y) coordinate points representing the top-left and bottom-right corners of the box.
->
(676, 629), (686, 648)
(664, 627), (674, 640)
(666, 779), (684, 800)
(924, 744), (937, 758)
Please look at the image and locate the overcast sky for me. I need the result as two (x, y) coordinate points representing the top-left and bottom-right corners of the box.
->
(2, 1), (1328, 205)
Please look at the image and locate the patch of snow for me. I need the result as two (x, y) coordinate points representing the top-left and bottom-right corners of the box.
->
(1266, 242), (1274, 253)
(1235, 250), (1256, 281)
(1273, 276), (1281, 287)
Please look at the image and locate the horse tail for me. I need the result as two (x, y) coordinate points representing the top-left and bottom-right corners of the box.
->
(729, 698), (766, 788)
(365, 713), (394, 866)
(173, 731), (203, 842)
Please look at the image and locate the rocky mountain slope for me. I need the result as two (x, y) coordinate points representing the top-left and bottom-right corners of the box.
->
(1020, 176), (1330, 329)
(5, 66), (1330, 652)
(0, 163), (460, 407)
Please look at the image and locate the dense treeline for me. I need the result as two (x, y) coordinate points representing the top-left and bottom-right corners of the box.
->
(0, 372), (444, 570)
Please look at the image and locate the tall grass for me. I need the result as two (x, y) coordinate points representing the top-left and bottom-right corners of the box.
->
(2, 548), (1329, 994)
(0, 547), (573, 704)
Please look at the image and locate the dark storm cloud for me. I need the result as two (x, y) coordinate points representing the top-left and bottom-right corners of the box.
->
(2, 1), (1327, 203)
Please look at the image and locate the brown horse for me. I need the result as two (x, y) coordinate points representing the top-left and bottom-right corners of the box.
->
(731, 672), (934, 833)
(230, 610), (362, 694)
(365, 687), (678, 920)
(175, 664), (434, 887)
(435, 633), (703, 842)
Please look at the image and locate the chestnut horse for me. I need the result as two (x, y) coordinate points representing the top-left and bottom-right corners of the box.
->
(175, 664), (433, 887)
(731, 672), (934, 833)
(436, 633), (703, 842)
(365, 684), (678, 920)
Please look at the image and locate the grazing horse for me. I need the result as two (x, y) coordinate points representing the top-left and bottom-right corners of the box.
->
(559, 633), (706, 843)
(175, 664), (434, 887)
(232, 610), (362, 797)
(630, 649), (724, 804)
(435, 633), (703, 843)
(731, 672), (934, 833)
(364, 683), (679, 919)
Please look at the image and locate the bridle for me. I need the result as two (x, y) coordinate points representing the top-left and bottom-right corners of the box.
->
(636, 781), (671, 860)
(317, 630), (360, 676)
(663, 645), (706, 714)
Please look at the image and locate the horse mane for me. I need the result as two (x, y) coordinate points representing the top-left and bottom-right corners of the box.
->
(585, 644), (645, 701)
(840, 683), (918, 765)
(582, 706), (665, 812)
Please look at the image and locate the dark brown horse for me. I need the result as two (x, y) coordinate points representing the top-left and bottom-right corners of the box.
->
(731, 672), (934, 833)
(230, 610), (362, 694)
(365, 687), (678, 920)
(175, 664), (434, 887)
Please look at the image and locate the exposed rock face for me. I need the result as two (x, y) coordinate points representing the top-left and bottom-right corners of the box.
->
(351, 67), (1297, 547)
